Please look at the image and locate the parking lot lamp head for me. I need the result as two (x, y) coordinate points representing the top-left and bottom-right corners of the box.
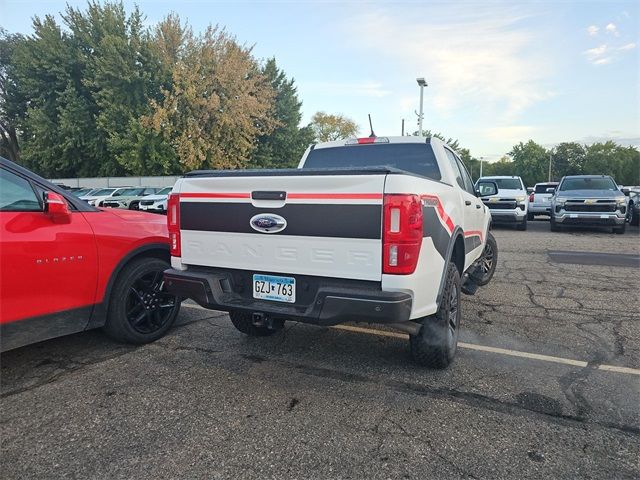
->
(416, 78), (427, 136)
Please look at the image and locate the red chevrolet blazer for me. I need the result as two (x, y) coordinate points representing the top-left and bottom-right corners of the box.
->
(0, 158), (181, 351)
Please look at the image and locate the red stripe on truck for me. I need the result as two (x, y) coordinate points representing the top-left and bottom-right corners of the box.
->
(180, 192), (382, 200)
(420, 194), (454, 233)
(180, 192), (251, 199)
(464, 230), (484, 242)
(287, 193), (383, 200)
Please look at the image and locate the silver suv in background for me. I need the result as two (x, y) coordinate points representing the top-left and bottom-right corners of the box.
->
(528, 182), (558, 219)
(550, 175), (627, 234)
(477, 176), (529, 230)
(138, 186), (174, 214)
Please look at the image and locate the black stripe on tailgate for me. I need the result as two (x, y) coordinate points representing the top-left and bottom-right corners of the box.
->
(181, 202), (382, 239)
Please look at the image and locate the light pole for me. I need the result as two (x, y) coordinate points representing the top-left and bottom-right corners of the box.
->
(416, 78), (427, 136)
(548, 151), (552, 182)
(479, 156), (485, 178)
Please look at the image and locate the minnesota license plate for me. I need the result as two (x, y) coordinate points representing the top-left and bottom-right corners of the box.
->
(253, 274), (296, 303)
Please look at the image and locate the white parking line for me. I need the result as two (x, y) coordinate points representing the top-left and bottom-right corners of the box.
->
(180, 304), (640, 376)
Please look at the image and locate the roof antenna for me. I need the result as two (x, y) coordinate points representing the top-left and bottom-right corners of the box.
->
(368, 114), (376, 138)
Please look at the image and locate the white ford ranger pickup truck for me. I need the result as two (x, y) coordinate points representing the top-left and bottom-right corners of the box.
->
(164, 136), (499, 367)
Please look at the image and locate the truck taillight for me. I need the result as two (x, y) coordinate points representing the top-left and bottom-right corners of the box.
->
(383, 194), (423, 274)
(529, 193), (534, 202)
(167, 193), (181, 257)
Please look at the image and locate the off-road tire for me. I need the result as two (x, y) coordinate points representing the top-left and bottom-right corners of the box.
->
(229, 311), (284, 337)
(103, 257), (180, 344)
(516, 216), (527, 231)
(527, 212), (534, 221)
(629, 204), (638, 226)
(613, 223), (626, 235)
(550, 215), (561, 232)
(410, 263), (461, 368)
(470, 232), (498, 286)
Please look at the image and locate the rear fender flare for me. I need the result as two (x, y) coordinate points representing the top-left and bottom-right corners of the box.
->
(435, 227), (464, 309)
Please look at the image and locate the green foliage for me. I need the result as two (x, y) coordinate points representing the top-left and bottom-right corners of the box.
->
(479, 140), (639, 186)
(1, 2), (638, 183)
(0, 28), (22, 162)
(248, 58), (314, 169)
(310, 111), (358, 142)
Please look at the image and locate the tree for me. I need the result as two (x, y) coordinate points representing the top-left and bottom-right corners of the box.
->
(310, 111), (358, 142)
(7, 2), (165, 177)
(583, 142), (640, 185)
(0, 29), (22, 162)
(249, 58), (314, 169)
(509, 140), (549, 187)
(143, 23), (275, 170)
(551, 142), (585, 180)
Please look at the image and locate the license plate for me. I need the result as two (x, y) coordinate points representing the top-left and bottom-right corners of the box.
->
(253, 274), (295, 303)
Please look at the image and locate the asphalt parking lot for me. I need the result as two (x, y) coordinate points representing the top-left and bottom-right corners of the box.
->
(1, 220), (639, 479)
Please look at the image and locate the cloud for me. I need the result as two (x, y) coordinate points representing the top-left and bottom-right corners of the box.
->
(584, 44), (608, 58)
(605, 22), (619, 36)
(485, 125), (538, 143)
(587, 25), (599, 36)
(346, 8), (554, 121)
(301, 81), (391, 98)
(583, 41), (636, 65)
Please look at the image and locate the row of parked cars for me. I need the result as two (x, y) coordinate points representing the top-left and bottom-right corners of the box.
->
(61, 186), (174, 213)
(476, 175), (638, 234)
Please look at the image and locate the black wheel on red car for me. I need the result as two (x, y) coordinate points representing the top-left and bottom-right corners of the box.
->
(229, 310), (283, 337)
(470, 232), (498, 286)
(104, 257), (180, 344)
(410, 262), (461, 369)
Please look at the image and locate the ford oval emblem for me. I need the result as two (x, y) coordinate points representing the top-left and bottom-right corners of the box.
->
(250, 213), (287, 234)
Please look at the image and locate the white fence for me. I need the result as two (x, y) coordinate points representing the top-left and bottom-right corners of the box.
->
(49, 175), (182, 188)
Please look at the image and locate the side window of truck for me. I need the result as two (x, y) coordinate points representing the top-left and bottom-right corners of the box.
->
(444, 149), (465, 191)
(455, 157), (475, 195)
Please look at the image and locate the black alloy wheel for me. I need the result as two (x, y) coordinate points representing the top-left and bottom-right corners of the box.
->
(126, 270), (178, 334)
(471, 232), (498, 286)
(104, 258), (181, 344)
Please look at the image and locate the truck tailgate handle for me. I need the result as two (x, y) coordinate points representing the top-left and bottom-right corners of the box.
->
(252, 191), (287, 200)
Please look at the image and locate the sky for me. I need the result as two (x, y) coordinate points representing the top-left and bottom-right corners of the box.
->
(1, 0), (639, 161)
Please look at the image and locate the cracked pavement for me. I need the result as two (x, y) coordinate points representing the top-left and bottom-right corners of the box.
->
(1, 221), (639, 479)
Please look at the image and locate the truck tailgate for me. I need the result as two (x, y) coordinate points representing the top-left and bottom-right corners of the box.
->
(176, 173), (386, 281)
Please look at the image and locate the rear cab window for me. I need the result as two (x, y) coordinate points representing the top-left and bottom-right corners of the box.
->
(535, 184), (556, 194)
(302, 143), (442, 181)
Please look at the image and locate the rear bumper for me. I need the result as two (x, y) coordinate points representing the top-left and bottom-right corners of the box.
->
(529, 204), (551, 214)
(164, 267), (412, 326)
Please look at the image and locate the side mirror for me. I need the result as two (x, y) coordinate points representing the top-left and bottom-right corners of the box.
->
(545, 187), (556, 194)
(476, 181), (498, 197)
(45, 192), (71, 223)
(621, 188), (630, 195)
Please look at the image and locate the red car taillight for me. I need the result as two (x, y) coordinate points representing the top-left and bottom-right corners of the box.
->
(383, 194), (423, 274)
(529, 193), (534, 202)
(167, 193), (181, 257)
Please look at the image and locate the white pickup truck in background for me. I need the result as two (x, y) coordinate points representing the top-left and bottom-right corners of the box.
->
(164, 136), (499, 368)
